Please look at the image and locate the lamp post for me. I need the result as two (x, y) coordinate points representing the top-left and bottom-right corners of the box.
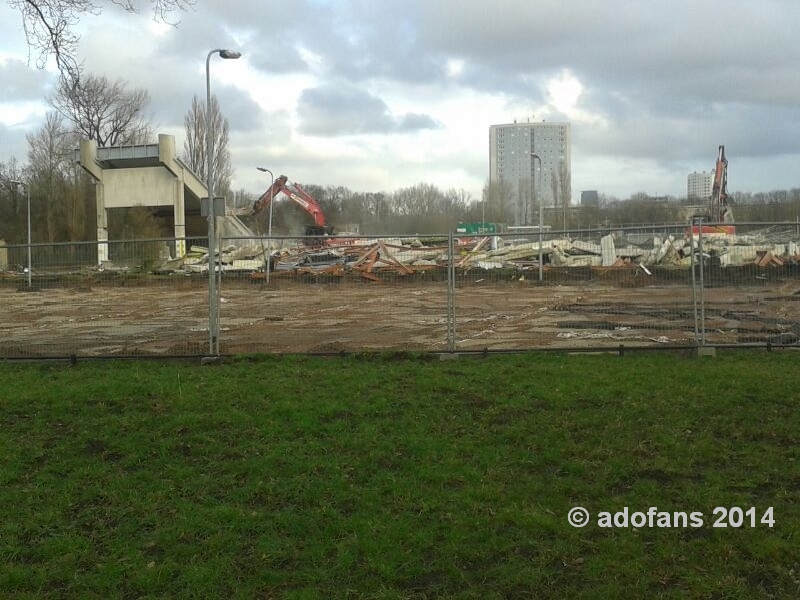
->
(10, 179), (31, 288)
(257, 167), (274, 284)
(531, 153), (543, 282)
(205, 47), (241, 356)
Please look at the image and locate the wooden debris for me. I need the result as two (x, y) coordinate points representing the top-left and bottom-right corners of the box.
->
(756, 251), (784, 267)
(152, 226), (800, 279)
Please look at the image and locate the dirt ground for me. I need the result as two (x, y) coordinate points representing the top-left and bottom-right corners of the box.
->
(2, 271), (799, 358)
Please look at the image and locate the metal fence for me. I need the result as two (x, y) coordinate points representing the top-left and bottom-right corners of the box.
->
(1, 221), (799, 358)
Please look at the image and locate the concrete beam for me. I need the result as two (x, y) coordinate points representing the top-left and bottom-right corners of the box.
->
(78, 139), (103, 182)
(158, 133), (208, 201)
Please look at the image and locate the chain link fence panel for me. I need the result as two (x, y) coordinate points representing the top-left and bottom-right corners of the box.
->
(216, 233), (451, 354)
(0, 223), (798, 358)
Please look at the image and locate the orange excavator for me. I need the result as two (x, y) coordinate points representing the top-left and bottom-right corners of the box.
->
(691, 145), (735, 235)
(710, 145), (733, 226)
(252, 175), (335, 237)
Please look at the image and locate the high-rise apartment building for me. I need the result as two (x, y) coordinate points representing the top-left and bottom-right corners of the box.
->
(687, 171), (713, 200)
(489, 120), (571, 225)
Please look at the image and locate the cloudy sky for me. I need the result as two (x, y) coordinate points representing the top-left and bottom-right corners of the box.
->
(2, 0), (800, 203)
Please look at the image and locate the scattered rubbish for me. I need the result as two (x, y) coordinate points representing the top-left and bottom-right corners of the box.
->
(119, 226), (800, 282)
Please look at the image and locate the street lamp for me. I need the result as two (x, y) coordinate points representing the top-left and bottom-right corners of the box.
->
(205, 47), (241, 356)
(481, 188), (486, 229)
(9, 179), (31, 288)
(531, 153), (543, 282)
(256, 167), (274, 284)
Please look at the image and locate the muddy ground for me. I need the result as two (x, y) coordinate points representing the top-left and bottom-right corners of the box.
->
(1, 270), (799, 357)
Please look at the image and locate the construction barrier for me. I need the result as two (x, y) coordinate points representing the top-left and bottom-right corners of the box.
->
(1, 222), (799, 358)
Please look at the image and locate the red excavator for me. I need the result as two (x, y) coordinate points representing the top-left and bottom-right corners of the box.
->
(691, 145), (735, 236)
(252, 175), (335, 237)
(710, 145), (733, 225)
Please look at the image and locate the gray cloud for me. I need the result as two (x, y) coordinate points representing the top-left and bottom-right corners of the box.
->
(397, 112), (439, 131)
(0, 58), (52, 101)
(0, 122), (29, 165)
(297, 83), (439, 135)
(4, 0), (800, 199)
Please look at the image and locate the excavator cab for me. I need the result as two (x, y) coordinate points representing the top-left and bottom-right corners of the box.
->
(304, 224), (336, 247)
(304, 225), (336, 237)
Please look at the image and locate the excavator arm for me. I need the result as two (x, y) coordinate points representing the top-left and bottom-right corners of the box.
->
(711, 145), (731, 223)
(252, 175), (288, 216)
(280, 180), (327, 226)
(252, 175), (326, 226)
(688, 145), (735, 236)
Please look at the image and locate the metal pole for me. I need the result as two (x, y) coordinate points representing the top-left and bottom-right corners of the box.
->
(257, 167), (274, 284)
(447, 231), (455, 352)
(26, 184), (31, 288)
(205, 48), (241, 356)
(205, 51), (217, 355)
(690, 218), (698, 344)
(538, 200), (544, 282)
(268, 189), (274, 282)
(532, 153), (543, 282)
(7, 179), (30, 287)
(698, 221), (706, 346)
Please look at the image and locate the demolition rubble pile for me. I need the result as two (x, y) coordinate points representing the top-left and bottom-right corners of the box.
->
(165, 227), (800, 279)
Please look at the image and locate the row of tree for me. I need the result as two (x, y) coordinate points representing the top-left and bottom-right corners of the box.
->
(3, 70), (800, 244)
(245, 184), (800, 236)
(6, 137), (800, 246)
(5, 1), (800, 246)
(0, 68), (235, 245)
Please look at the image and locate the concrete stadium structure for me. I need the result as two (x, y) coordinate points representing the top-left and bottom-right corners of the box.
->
(76, 134), (207, 263)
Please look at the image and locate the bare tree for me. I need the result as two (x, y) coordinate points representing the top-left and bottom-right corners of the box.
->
(183, 94), (233, 198)
(516, 178), (533, 225)
(450, 188), (473, 206)
(26, 111), (77, 242)
(26, 111), (99, 243)
(0, 157), (27, 242)
(358, 192), (389, 232)
(8, 0), (193, 81)
(550, 168), (559, 226)
(49, 74), (153, 147)
(484, 179), (515, 225)
(559, 160), (571, 228)
(183, 95), (204, 174)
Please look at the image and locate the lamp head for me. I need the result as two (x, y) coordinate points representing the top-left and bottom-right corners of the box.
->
(219, 50), (242, 59)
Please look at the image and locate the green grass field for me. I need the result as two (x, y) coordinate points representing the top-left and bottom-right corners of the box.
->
(1, 350), (799, 599)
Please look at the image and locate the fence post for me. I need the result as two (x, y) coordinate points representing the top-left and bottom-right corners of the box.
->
(213, 231), (223, 354)
(447, 232), (456, 353)
(689, 216), (706, 347)
(698, 222), (706, 346)
(690, 218), (699, 344)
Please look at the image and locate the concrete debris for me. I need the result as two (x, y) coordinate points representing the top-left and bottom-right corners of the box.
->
(140, 226), (800, 280)
(601, 234), (616, 266)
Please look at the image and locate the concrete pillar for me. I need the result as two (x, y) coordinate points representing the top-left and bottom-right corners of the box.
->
(601, 234), (616, 267)
(174, 188), (186, 258)
(0, 240), (7, 270)
(173, 168), (187, 258)
(95, 181), (109, 264)
(79, 139), (109, 265)
(160, 134), (187, 258)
